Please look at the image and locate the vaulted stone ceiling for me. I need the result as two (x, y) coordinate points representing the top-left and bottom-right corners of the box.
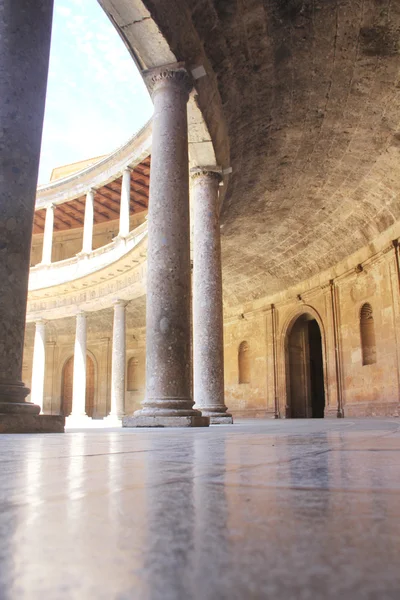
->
(139, 0), (400, 306)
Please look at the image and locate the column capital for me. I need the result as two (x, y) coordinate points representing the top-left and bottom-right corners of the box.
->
(113, 299), (127, 308)
(144, 62), (193, 98)
(190, 166), (222, 184)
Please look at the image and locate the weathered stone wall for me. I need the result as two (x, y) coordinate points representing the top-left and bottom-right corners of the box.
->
(223, 243), (400, 419)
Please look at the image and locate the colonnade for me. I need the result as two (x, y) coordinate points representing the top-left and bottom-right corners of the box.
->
(0, 0), (231, 431)
(40, 165), (133, 265)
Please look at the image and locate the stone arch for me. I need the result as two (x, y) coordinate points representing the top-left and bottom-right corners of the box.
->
(280, 306), (328, 418)
(360, 302), (376, 366)
(61, 352), (96, 417)
(238, 341), (250, 384)
(127, 356), (138, 391)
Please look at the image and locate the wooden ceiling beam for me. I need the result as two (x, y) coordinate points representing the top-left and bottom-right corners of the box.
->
(93, 196), (120, 219)
(55, 206), (84, 228)
(97, 188), (121, 210)
(74, 198), (109, 223)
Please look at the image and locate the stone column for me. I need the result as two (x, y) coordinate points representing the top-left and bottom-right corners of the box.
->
(123, 66), (208, 428)
(107, 301), (126, 424)
(30, 320), (46, 413)
(0, 0), (63, 432)
(69, 312), (90, 422)
(119, 168), (131, 238)
(41, 204), (54, 264)
(191, 169), (233, 424)
(82, 190), (94, 254)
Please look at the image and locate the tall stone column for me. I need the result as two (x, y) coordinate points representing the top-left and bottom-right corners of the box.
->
(69, 312), (90, 423)
(123, 66), (208, 428)
(191, 169), (233, 424)
(107, 300), (126, 424)
(30, 320), (46, 413)
(0, 0), (63, 432)
(82, 190), (94, 254)
(41, 204), (54, 264)
(119, 168), (131, 238)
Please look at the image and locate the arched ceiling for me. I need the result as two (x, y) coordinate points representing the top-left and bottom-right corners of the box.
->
(107, 1), (400, 306)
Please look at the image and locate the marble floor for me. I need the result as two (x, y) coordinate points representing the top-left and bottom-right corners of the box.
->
(0, 418), (399, 599)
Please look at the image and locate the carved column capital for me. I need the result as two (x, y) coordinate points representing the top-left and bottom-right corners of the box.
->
(144, 63), (193, 99)
(190, 166), (222, 185)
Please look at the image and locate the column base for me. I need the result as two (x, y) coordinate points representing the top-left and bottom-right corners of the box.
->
(209, 415), (234, 424)
(123, 415), (210, 428)
(194, 407), (233, 424)
(0, 414), (64, 434)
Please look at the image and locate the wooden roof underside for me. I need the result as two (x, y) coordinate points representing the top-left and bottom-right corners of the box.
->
(33, 156), (150, 234)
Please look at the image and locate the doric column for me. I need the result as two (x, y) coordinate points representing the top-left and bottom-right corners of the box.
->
(191, 168), (233, 424)
(30, 320), (46, 413)
(82, 190), (94, 254)
(41, 204), (54, 264)
(108, 300), (126, 421)
(119, 168), (131, 238)
(123, 66), (208, 428)
(70, 312), (88, 419)
(0, 0), (63, 432)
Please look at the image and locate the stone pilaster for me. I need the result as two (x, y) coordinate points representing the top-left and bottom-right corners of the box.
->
(191, 168), (233, 424)
(119, 168), (131, 238)
(41, 204), (54, 264)
(0, 0), (63, 432)
(123, 66), (209, 428)
(106, 301), (126, 425)
(30, 320), (46, 413)
(82, 190), (94, 254)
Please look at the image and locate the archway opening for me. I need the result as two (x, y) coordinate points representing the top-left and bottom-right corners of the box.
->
(61, 355), (95, 417)
(287, 314), (325, 418)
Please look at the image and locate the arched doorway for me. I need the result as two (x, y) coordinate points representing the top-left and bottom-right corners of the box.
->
(61, 355), (95, 417)
(286, 314), (325, 418)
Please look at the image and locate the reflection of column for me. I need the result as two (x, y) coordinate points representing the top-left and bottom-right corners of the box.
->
(82, 190), (94, 254)
(70, 312), (89, 421)
(119, 168), (131, 238)
(107, 301), (126, 424)
(191, 168), (232, 424)
(124, 66), (208, 428)
(31, 320), (46, 413)
(41, 204), (54, 264)
(0, 1), (63, 432)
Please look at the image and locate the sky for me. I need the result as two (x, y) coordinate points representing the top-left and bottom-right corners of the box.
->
(38, 0), (153, 184)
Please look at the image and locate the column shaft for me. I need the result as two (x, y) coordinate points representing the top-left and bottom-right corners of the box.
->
(119, 168), (131, 237)
(82, 190), (94, 254)
(124, 67), (208, 427)
(0, 0), (55, 416)
(31, 320), (46, 413)
(71, 313), (87, 417)
(42, 205), (54, 264)
(192, 170), (232, 423)
(110, 301), (126, 418)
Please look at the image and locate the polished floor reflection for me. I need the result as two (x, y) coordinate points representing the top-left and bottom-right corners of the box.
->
(0, 419), (399, 599)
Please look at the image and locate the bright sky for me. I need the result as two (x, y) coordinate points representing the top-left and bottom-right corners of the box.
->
(38, 0), (153, 184)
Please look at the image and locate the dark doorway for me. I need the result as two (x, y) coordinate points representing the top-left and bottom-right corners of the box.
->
(287, 314), (325, 418)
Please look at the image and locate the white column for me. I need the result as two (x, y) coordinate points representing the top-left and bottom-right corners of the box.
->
(119, 168), (131, 238)
(41, 204), (54, 264)
(71, 312), (87, 418)
(82, 190), (94, 254)
(30, 320), (46, 413)
(109, 300), (126, 421)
